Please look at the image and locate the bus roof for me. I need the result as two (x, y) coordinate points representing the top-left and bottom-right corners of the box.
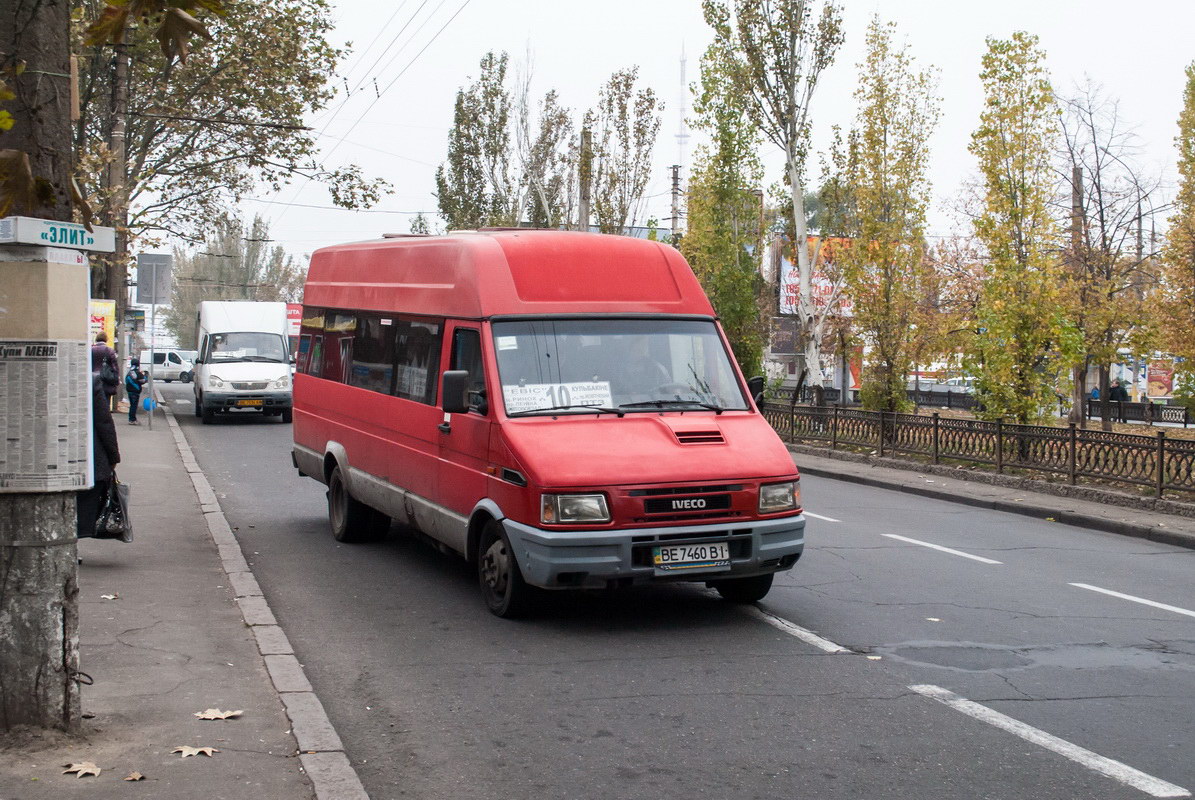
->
(303, 230), (716, 319)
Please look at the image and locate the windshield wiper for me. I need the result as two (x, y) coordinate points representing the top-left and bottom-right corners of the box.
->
(620, 399), (724, 414)
(240, 355), (286, 362)
(509, 403), (625, 417)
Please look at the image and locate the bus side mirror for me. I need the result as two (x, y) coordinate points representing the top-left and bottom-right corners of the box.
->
(442, 370), (470, 414)
(747, 376), (765, 405)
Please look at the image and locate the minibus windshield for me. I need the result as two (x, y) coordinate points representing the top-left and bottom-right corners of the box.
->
(207, 332), (288, 363)
(492, 319), (748, 415)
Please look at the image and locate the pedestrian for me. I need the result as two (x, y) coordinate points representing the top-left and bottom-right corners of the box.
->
(125, 358), (148, 425)
(1109, 378), (1130, 423)
(91, 332), (120, 403)
(77, 372), (120, 541)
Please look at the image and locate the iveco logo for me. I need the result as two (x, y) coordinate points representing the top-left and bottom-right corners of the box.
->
(672, 498), (707, 510)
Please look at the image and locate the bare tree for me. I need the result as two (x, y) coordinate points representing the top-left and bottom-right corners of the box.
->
(1059, 81), (1163, 428)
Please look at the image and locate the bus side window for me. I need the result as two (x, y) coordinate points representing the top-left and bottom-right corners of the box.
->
(451, 328), (486, 413)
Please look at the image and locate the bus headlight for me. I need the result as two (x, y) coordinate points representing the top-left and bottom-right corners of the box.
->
(208, 374), (225, 389)
(269, 374), (290, 390)
(541, 494), (610, 524)
(759, 481), (799, 513)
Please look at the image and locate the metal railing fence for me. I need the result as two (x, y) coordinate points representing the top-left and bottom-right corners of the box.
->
(761, 402), (1195, 498)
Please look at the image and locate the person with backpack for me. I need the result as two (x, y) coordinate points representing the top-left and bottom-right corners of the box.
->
(125, 358), (148, 424)
(92, 332), (120, 403)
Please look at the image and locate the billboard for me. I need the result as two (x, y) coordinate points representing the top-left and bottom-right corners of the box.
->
(777, 236), (852, 318)
(1147, 359), (1175, 399)
(89, 299), (116, 344)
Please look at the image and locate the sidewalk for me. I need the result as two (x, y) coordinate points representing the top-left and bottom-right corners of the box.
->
(791, 446), (1195, 551)
(0, 409), (312, 798)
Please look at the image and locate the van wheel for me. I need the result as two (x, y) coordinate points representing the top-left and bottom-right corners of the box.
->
(180, 372), (191, 383)
(201, 406), (215, 425)
(327, 465), (386, 543)
(281, 408), (293, 423)
(713, 573), (774, 604)
(478, 520), (534, 618)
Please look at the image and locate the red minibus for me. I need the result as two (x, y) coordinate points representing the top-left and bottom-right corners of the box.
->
(292, 230), (805, 617)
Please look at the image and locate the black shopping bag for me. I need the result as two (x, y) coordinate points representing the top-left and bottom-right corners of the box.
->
(96, 479), (133, 543)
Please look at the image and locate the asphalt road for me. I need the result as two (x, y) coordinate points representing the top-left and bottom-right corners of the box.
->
(160, 383), (1195, 800)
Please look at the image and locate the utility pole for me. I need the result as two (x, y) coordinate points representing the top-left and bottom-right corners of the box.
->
(669, 164), (680, 243)
(0, 0), (89, 732)
(1069, 165), (1087, 427)
(577, 127), (592, 232)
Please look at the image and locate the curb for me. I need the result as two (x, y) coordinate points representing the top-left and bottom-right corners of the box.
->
(157, 394), (370, 800)
(797, 461), (1195, 551)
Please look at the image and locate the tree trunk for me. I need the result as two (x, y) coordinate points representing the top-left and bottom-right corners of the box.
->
(0, 495), (81, 731)
(1098, 365), (1112, 432)
(102, 42), (129, 327)
(789, 157), (824, 387)
(1069, 363), (1087, 428)
(0, 0), (83, 734)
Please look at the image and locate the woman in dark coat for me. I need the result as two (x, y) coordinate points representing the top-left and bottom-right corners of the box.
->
(77, 373), (121, 538)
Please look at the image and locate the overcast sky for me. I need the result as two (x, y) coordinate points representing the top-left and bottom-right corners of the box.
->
(236, 0), (1195, 258)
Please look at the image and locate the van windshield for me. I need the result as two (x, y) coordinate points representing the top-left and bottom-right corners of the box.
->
(492, 319), (748, 415)
(207, 332), (287, 363)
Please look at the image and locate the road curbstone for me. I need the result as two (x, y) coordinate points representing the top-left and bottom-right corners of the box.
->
(160, 399), (368, 800)
(281, 691), (346, 752)
(299, 752), (370, 800)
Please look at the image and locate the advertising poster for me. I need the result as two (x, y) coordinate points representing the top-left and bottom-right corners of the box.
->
(1147, 359), (1175, 398)
(777, 236), (853, 318)
(89, 299), (116, 344)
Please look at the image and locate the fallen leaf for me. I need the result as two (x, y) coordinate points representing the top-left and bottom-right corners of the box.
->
(1045, 517), (1056, 522)
(63, 762), (101, 778)
(172, 746), (218, 758)
(194, 708), (243, 720)
(124, 772), (145, 781)
(100, 594), (118, 601)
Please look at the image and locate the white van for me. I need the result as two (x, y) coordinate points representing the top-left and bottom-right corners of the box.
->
(193, 301), (292, 424)
(139, 348), (194, 382)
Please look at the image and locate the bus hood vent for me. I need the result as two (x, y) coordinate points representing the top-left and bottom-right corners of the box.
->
(673, 429), (725, 445)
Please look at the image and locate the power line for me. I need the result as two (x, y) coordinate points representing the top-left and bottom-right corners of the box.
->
(243, 196), (434, 214)
(270, 0), (472, 225)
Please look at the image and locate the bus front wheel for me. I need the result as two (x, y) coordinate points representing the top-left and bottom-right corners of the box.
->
(327, 465), (386, 543)
(478, 520), (534, 618)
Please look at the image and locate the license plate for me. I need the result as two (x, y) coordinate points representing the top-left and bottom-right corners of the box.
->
(652, 542), (731, 573)
(236, 399), (264, 407)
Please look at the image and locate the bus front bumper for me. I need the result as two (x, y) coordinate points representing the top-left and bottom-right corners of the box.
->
(501, 514), (805, 590)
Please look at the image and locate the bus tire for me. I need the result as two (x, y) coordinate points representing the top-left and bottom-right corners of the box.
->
(713, 573), (774, 604)
(201, 406), (215, 425)
(281, 408), (293, 423)
(478, 520), (534, 618)
(327, 465), (384, 543)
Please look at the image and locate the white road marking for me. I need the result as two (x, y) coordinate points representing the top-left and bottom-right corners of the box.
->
(882, 534), (1002, 565)
(1069, 583), (1195, 620)
(803, 512), (840, 522)
(743, 605), (850, 654)
(910, 684), (1191, 798)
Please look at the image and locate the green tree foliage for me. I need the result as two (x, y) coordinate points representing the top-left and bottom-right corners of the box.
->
(587, 67), (662, 234)
(436, 52), (577, 230)
(703, 0), (844, 386)
(967, 32), (1070, 423)
(74, 0), (387, 242)
(163, 215), (303, 348)
(681, 38), (767, 378)
(1162, 62), (1195, 404)
(838, 18), (940, 412)
(435, 51), (516, 229)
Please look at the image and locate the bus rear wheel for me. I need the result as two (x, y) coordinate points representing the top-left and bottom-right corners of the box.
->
(327, 465), (386, 543)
